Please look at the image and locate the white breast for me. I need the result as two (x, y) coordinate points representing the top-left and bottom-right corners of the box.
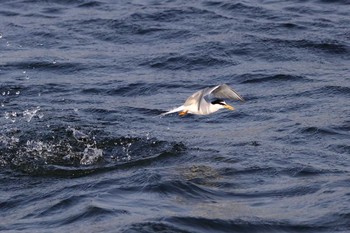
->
(186, 102), (223, 115)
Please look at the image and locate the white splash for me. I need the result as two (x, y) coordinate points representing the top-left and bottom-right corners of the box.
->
(5, 111), (17, 123)
(0, 135), (19, 147)
(80, 145), (103, 165)
(67, 127), (89, 142)
(25, 140), (53, 157)
(23, 107), (42, 122)
(122, 142), (132, 161)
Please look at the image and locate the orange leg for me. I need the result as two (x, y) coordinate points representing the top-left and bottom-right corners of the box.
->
(179, 110), (188, 116)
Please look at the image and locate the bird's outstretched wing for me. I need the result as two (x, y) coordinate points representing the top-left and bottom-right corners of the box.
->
(183, 89), (205, 106)
(207, 84), (245, 102)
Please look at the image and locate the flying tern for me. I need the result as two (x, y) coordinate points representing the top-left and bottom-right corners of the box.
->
(161, 84), (244, 116)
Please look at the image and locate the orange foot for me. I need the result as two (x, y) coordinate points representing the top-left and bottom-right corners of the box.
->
(179, 111), (188, 116)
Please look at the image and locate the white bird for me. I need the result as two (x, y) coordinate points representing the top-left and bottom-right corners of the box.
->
(161, 84), (244, 116)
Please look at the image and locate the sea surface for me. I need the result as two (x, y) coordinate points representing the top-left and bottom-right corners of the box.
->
(1, 0), (350, 232)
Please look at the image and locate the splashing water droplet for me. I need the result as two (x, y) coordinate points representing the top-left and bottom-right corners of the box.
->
(5, 111), (17, 123)
(80, 146), (103, 165)
(23, 107), (41, 122)
(67, 127), (89, 142)
(37, 112), (44, 119)
(122, 142), (132, 161)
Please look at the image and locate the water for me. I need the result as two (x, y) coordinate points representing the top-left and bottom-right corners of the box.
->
(1, 0), (350, 232)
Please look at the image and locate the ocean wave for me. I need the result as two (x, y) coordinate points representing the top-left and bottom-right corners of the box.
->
(0, 126), (185, 177)
(142, 53), (233, 70)
(2, 61), (86, 73)
(259, 37), (349, 55)
(298, 85), (350, 99)
(241, 74), (309, 84)
(163, 216), (326, 233)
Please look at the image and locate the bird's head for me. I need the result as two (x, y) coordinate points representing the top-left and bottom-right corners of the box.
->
(211, 99), (234, 110)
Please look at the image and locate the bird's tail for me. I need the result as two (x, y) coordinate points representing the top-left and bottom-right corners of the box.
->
(160, 106), (184, 116)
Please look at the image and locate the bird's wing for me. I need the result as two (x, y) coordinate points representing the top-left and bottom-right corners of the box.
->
(183, 88), (211, 111)
(182, 84), (244, 112)
(207, 84), (245, 102)
(183, 89), (205, 106)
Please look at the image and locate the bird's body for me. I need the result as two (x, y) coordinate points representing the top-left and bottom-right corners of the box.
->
(161, 84), (244, 116)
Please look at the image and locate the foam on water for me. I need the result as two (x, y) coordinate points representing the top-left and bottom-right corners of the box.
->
(0, 123), (185, 177)
(80, 146), (103, 165)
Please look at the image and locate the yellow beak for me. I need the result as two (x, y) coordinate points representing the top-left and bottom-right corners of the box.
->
(224, 104), (234, 110)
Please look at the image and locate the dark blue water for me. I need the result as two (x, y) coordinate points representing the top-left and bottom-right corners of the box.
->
(1, 0), (350, 232)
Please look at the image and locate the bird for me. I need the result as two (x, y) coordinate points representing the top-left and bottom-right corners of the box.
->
(161, 84), (244, 116)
